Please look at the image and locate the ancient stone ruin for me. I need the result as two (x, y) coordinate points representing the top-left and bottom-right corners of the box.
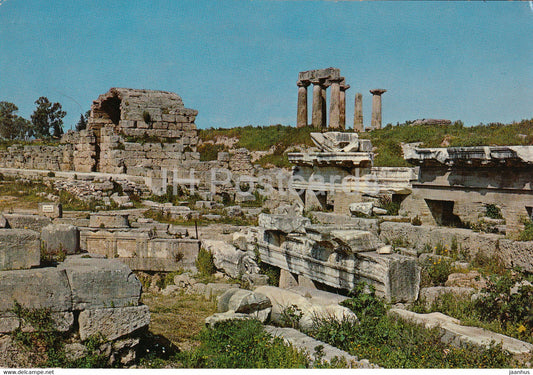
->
(296, 68), (386, 131)
(0, 215), (149, 366)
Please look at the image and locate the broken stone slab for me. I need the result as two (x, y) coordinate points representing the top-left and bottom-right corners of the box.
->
(258, 213), (310, 234)
(78, 305), (150, 341)
(379, 221), (500, 259)
(308, 212), (379, 234)
(326, 230), (383, 253)
(264, 326), (378, 368)
(41, 224), (80, 255)
(58, 256), (141, 310)
(445, 270), (487, 289)
(3, 214), (51, 231)
(310, 132), (361, 153)
(217, 288), (271, 315)
(349, 202), (373, 217)
(419, 287), (476, 308)
(388, 308), (533, 358)
(0, 229), (41, 271)
(202, 239), (259, 278)
(279, 268), (299, 289)
(232, 232), (248, 251)
(288, 286), (349, 307)
(254, 286), (358, 331)
(204, 311), (253, 328)
(497, 239), (533, 273)
(242, 273), (270, 288)
(254, 228), (420, 303)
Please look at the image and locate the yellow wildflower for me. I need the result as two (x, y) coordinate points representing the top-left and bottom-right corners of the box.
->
(518, 325), (526, 333)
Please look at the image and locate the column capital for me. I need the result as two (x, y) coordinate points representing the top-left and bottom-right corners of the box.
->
(340, 84), (350, 91)
(297, 80), (310, 88)
(370, 88), (387, 96)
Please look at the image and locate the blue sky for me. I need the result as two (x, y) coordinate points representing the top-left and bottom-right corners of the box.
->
(0, 0), (531, 130)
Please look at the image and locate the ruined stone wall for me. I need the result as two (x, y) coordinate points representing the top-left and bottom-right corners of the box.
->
(0, 144), (74, 172)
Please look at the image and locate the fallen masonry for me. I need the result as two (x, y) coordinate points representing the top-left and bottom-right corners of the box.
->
(243, 213), (420, 303)
(0, 223), (150, 367)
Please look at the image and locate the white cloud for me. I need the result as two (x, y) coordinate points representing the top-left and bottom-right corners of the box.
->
(0, 0), (8, 7)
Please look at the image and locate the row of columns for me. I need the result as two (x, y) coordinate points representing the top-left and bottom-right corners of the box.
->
(297, 79), (386, 131)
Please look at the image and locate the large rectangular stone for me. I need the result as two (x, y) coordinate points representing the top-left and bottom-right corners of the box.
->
(3, 214), (51, 231)
(497, 239), (533, 273)
(78, 305), (150, 341)
(58, 257), (141, 310)
(0, 267), (73, 321)
(379, 222), (500, 258)
(0, 229), (40, 270)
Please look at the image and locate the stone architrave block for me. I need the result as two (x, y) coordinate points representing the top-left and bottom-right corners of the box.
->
(0, 229), (41, 271)
(258, 214), (310, 234)
(58, 257), (141, 310)
(78, 305), (150, 341)
(41, 224), (80, 255)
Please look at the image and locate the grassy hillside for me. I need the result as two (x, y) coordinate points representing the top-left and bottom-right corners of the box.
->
(199, 119), (533, 167)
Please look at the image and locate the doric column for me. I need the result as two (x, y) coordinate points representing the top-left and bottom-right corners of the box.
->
(354, 92), (363, 132)
(321, 80), (330, 129)
(339, 79), (350, 130)
(328, 78), (342, 129)
(311, 79), (324, 128)
(370, 89), (387, 130)
(296, 80), (310, 128)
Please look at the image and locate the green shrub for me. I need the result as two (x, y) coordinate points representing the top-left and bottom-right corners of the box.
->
(196, 247), (216, 277)
(420, 256), (453, 287)
(309, 284), (515, 368)
(279, 304), (303, 329)
(378, 195), (400, 215)
(485, 204), (503, 219)
(47, 171), (55, 177)
(178, 319), (315, 368)
(411, 215), (422, 226)
(519, 219), (533, 241)
(198, 143), (226, 161)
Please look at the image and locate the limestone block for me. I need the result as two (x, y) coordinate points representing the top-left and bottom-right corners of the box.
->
(58, 257), (141, 310)
(327, 230), (383, 253)
(255, 286), (357, 330)
(241, 273), (270, 288)
(3, 214), (51, 232)
(389, 309), (533, 357)
(0, 215), (7, 228)
(89, 213), (130, 229)
(0, 229), (41, 271)
(41, 224), (80, 255)
(205, 311), (252, 328)
(232, 232), (248, 251)
(279, 269), (299, 289)
(309, 212), (380, 234)
(39, 202), (62, 218)
(497, 239), (533, 273)
(202, 240), (259, 278)
(258, 213), (310, 234)
(379, 222), (500, 258)
(78, 305), (150, 341)
(349, 202), (374, 217)
(445, 270), (487, 289)
(0, 268), (72, 326)
(217, 288), (272, 314)
(203, 283), (240, 299)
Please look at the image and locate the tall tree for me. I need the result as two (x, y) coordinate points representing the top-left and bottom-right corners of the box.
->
(30, 97), (66, 138)
(0, 101), (19, 139)
(75, 110), (90, 132)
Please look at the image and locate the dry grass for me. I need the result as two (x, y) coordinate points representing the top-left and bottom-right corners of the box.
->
(141, 292), (217, 352)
